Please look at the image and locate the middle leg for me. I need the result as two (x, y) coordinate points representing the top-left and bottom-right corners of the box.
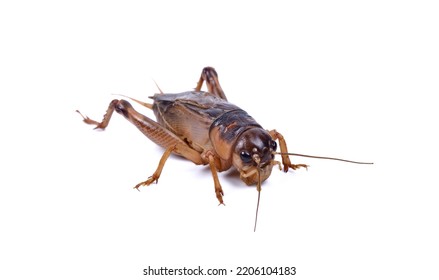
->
(195, 67), (228, 100)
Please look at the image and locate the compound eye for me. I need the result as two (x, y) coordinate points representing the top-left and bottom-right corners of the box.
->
(270, 140), (277, 151)
(240, 151), (252, 164)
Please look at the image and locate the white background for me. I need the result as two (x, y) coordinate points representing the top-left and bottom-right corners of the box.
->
(1, 1), (438, 279)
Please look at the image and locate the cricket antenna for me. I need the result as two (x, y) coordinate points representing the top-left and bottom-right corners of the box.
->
(254, 164), (262, 232)
(274, 152), (373, 165)
(254, 189), (261, 232)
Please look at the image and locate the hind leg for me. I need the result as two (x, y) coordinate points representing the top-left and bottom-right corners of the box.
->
(77, 99), (205, 189)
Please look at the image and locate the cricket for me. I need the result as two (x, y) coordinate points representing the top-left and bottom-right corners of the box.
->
(77, 66), (373, 231)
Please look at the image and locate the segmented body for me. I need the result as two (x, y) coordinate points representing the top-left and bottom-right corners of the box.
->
(152, 91), (262, 169)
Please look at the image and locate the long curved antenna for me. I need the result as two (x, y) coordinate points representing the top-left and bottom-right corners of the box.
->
(275, 152), (373, 165)
(254, 167), (262, 232)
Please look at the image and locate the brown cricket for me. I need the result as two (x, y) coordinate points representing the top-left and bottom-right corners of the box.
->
(77, 67), (372, 231)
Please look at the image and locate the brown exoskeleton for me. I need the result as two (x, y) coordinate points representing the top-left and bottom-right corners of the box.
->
(77, 67), (372, 231)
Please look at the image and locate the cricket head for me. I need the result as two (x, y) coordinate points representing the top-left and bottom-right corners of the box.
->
(232, 127), (277, 187)
(231, 127), (278, 231)
(209, 122), (279, 232)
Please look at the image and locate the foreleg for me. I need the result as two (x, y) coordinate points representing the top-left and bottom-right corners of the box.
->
(269, 129), (308, 172)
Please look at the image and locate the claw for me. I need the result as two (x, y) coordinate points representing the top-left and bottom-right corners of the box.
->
(133, 175), (158, 190)
(76, 110), (101, 127)
(289, 164), (309, 171)
(216, 190), (224, 205)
